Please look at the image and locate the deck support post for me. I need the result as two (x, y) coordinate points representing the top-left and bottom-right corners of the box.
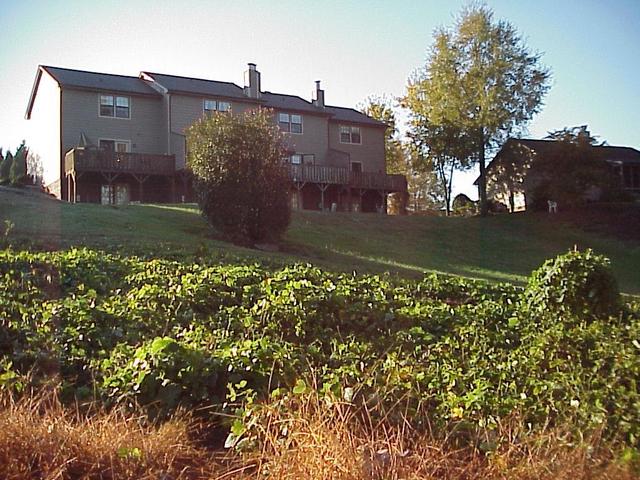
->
(316, 183), (329, 211)
(378, 190), (388, 214)
(176, 170), (190, 202)
(132, 173), (149, 203)
(294, 181), (306, 210)
(100, 172), (120, 205)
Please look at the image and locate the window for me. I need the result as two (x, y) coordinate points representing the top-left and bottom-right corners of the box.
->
(203, 99), (232, 114)
(283, 153), (313, 165)
(204, 99), (216, 113)
(278, 113), (303, 134)
(99, 139), (130, 153)
(100, 95), (130, 118)
(340, 125), (361, 144)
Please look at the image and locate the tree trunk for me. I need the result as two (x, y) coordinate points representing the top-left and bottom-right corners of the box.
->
(478, 130), (488, 216)
(446, 162), (455, 216)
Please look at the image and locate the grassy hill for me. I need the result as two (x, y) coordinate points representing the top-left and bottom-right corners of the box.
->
(2, 186), (639, 293)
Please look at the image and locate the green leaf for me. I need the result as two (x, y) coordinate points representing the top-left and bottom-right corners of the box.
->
(292, 379), (307, 395)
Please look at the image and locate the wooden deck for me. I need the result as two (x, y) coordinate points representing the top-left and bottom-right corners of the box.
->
(287, 164), (406, 192)
(64, 149), (406, 193)
(65, 148), (175, 176)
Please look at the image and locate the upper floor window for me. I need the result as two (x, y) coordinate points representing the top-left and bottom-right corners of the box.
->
(100, 95), (130, 118)
(278, 113), (303, 134)
(340, 125), (361, 144)
(203, 99), (231, 114)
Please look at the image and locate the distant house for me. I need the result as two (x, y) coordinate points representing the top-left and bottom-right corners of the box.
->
(25, 64), (406, 212)
(475, 138), (640, 211)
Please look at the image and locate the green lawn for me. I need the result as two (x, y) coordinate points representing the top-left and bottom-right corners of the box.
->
(2, 187), (639, 293)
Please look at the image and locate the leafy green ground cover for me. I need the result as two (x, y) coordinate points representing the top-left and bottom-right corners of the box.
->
(1, 188), (639, 293)
(1, 247), (639, 447)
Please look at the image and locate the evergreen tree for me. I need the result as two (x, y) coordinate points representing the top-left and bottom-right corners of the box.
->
(0, 151), (13, 185)
(10, 143), (27, 186)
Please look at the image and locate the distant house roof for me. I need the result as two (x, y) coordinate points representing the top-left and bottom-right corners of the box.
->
(474, 138), (640, 185)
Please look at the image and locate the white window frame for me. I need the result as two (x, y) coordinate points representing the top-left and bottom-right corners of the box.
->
(278, 112), (303, 135)
(290, 154), (303, 165)
(99, 94), (130, 119)
(203, 99), (217, 114)
(203, 99), (232, 114)
(98, 138), (131, 153)
(339, 125), (361, 144)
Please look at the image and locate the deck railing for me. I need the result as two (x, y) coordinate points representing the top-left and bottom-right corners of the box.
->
(64, 149), (406, 191)
(65, 148), (175, 176)
(286, 164), (406, 191)
(288, 164), (349, 185)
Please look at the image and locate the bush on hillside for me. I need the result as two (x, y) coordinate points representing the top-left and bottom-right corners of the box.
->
(524, 248), (620, 318)
(186, 109), (291, 245)
(452, 193), (477, 216)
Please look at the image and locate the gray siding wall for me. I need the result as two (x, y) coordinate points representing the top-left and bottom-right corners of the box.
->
(277, 112), (329, 164)
(61, 89), (165, 155)
(27, 70), (61, 195)
(161, 92), (383, 174)
(169, 94), (256, 168)
(328, 123), (386, 173)
(171, 132), (186, 169)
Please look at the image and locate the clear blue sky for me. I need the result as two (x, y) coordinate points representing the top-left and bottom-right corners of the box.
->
(1, 0), (639, 198)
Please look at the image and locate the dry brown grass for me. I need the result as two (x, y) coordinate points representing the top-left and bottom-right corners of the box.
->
(233, 396), (637, 480)
(0, 389), (223, 479)
(0, 390), (636, 480)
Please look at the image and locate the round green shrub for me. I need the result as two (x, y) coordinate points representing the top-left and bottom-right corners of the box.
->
(186, 109), (291, 245)
(524, 249), (620, 318)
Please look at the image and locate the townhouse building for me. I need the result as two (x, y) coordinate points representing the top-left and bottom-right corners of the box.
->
(26, 63), (406, 212)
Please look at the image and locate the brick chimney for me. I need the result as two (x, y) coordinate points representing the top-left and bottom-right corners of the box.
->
(312, 80), (325, 108)
(244, 63), (261, 99)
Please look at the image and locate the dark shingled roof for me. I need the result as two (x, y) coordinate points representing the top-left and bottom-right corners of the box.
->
(261, 92), (330, 115)
(42, 66), (160, 96)
(141, 72), (248, 100)
(29, 65), (389, 127)
(474, 138), (640, 184)
(596, 145), (640, 164)
(325, 105), (387, 127)
(141, 71), (385, 125)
